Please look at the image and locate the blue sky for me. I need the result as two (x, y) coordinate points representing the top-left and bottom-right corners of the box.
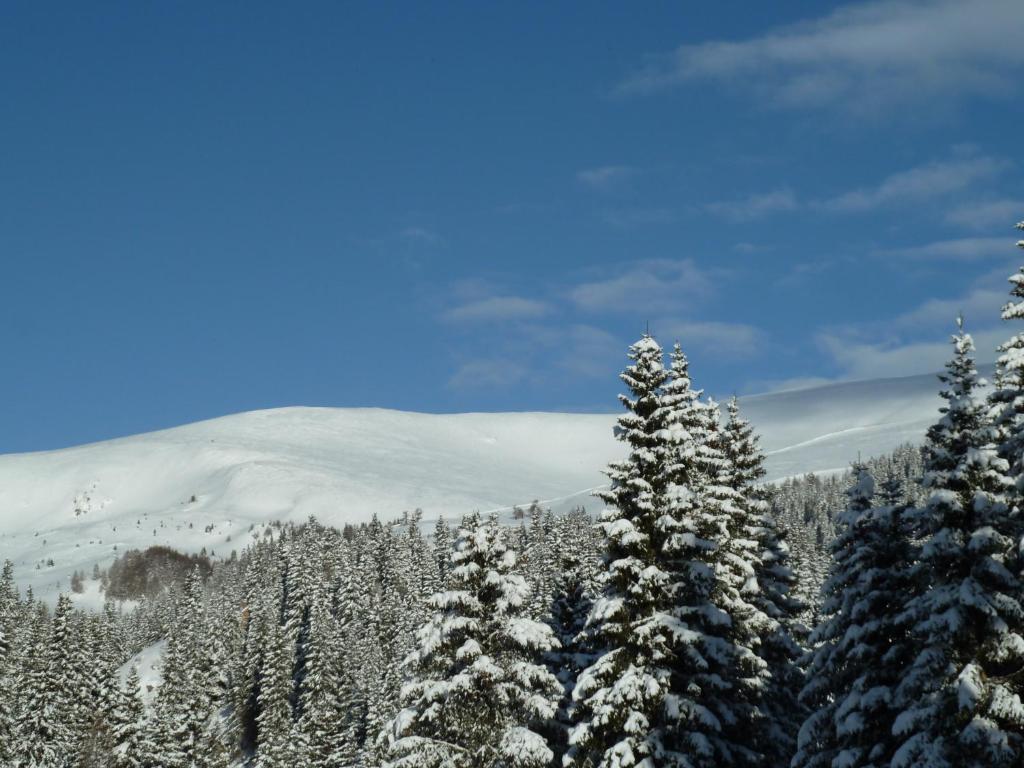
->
(1, 0), (1023, 451)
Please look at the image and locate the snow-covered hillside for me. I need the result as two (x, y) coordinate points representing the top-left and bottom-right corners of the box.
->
(0, 369), (957, 602)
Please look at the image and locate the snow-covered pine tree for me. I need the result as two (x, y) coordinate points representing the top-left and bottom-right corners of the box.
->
(674, 383), (769, 766)
(565, 334), (680, 767)
(297, 592), (359, 766)
(793, 464), (917, 768)
(16, 593), (80, 765)
(151, 568), (211, 767)
(542, 559), (596, 765)
(75, 613), (124, 765)
(113, 666), (146, 768)
(721, 396), (805, 763)
(256, 613), (297, 767)
(384, 512), (561, 768)
(568, 337), (768, 766)
(0, 602), (13, 765)
(990, 223), (1024, 491)
(892, 320), (1024, 768)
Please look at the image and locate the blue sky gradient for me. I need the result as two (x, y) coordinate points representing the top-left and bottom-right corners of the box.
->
(2, 0), (1023, 451)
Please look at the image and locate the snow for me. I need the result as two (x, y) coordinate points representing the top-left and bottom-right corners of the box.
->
(0, 368), (963, 602)
(117, 639), (167, 709)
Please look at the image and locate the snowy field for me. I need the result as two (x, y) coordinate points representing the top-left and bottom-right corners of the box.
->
(0, 369), (956, 603)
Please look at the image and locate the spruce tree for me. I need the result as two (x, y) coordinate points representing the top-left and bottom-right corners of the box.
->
(113, 667), (146, 768)
(384, 512), (561, 768)
(0, 610), (13, 765)
(721, 396), (805, 763)
(892, 321), (1024, 767)
(990, 223), (1024, 488)
(675, 385), (769, 766)
(17, 593), (80, 765)
(794, 465), (917, 768)
(567, 337), (769, 766)
(565, 334), (680, 766)
(256, 615), (296, 767)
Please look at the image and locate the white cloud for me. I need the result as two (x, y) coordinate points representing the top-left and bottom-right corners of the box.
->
(818, 150), (1007, 212)
(442, 296), (551, 323)
(447, 359), (529, 390)
(601, 208), (676, 227)
(525, 324), (623, 379)
(398, 227), (443, 245)
(577, 165), (637, 192)
(813, 265), (1016, 381)
(946, 199), (1024, 230)
(568, 259), (713, 313)
(657, 320), (766, 360)
(879, 237), (1017, 261)
(817, 327), (1003, 380)
(615, 0), (1024, 111)
(891, 287), (1006, 331)
(706, 188), (799, 220)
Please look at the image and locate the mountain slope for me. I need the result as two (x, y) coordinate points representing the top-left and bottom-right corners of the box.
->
(0, 369), (953, 602)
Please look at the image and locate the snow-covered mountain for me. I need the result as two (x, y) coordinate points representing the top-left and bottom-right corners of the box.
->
(0, 369), (956, 603)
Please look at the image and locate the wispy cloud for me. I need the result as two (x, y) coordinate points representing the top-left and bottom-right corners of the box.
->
(814, 268), (1015, 380)
(442, 296), (551, 324)
(891, 287), (1006, 331)
(657, 319), (767, 360)
(447, 359), (530, 390)
(398, 226), (444, 245)
(568, 259), (714, 313)
(946, 199), (1024, 230)
(706, 188), (799, 220)
(878, 237), (1017, 261)
(615, 0), (1024, 112)
(601, 208), (676, 228)
(816, 327), (1004, 380)
(817, 149), (1007, 212)
(577, 165), (637, 192)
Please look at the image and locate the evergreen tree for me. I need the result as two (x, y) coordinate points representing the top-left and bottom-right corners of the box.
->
(892, 322), (1024, 767)
(113, 667), (146, 768)
(722, 396), (805, 763)
(384, 512), (561, 768)
(567, 337), (769, 767)
(297, 595), (358, 766)
(793, 465), (917, 768)
(543, 562), (595, 765)
(565, 334), (680, 766)
(256, 617), (296, 767)
(433, 517), (452, 590)
(990, 223), (1024, 488)
(0, 605), (14, 765)
(17, 593), (80, 766)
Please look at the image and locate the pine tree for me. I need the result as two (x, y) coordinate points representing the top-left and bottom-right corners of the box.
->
(113, 667), (146, 768)
(990, 223), (1024, 487)
(297, 594), (358, 766)
(433, 517), (452, 590)
(384, 512), (561, 768)
(892, 321), (1024, 767)
(0, 606), (14, 765)
(151, 569), (210, 766)
(721, 396), (805, 763)
(567, 337), (769, 766)
(794, 465), (917, 768)
(681, 389), (770, 765)
(17, 593), (80, 765)
(256, 615), (297, 767)
(543, 562), (595, 765)
(565, 334), (680, 766)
